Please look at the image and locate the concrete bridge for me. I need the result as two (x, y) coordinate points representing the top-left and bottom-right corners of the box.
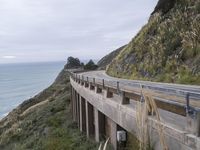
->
(69, 70), (200, 150)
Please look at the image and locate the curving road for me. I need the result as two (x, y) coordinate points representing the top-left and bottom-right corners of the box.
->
(80, 71), (200, 92)
(78, 70), (200, 107)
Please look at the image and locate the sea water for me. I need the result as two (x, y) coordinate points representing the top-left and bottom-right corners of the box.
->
(0, 61), (65, 119)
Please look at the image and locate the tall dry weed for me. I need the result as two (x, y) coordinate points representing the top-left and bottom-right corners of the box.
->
(135, 86), (168, 150)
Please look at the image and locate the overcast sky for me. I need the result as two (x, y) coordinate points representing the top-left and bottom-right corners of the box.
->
(0, 0), (158, 64)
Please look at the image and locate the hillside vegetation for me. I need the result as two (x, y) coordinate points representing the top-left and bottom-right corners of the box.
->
(107, 0), (200, 85)
(0, 68), (98, 150)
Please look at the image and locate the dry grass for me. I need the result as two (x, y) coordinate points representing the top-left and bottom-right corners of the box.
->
(98, 138), (109, 150)
(135, 85), (168, 150)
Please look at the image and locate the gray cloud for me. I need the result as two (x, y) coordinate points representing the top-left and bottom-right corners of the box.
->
(0, 0), (158, 63)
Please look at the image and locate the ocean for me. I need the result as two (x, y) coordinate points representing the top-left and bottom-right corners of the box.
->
(0, 61), (65, 119)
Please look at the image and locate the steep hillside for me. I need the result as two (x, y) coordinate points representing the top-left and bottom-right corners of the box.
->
(97, 45), (127, 70)
(0, 68), (98, 150)
(107, 0), (200, 84)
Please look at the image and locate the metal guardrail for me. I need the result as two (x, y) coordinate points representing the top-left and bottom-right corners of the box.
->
(69, 71), (200, 118)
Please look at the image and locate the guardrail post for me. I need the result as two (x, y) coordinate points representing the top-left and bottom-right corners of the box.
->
(84, 77), (89, 88)
(90, 84), (95, 90)
(79, 76), (82, 85)
(117, 81), (120, 94)
(71, 73), (73, 80)
(93, 78), (95, 84)
(140, 91), (145, 103)
(96, 85), (102, 93)
(121, 91), (130, 105)
(78, 75), (81, 84)
(117, 81), (130, 104)
(74, 75), (76, 81)
(106, 88), (113, 98)
(81, 75), (84, 86)
(89, 78), (95, 90)
(186, 93), (200, 136)
(75, 74), (78, 82)
(102, 79), (105, 88)
(85, 81), (89, 88)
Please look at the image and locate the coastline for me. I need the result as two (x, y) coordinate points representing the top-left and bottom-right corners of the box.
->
(0, 68), (98, 149)
(0, 61), (65, 120)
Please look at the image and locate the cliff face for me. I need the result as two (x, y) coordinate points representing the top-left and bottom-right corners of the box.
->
(107, 0), (200, 84)
(151, 0), (176, 15)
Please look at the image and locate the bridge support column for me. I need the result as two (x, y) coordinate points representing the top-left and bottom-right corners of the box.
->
(94, 108), (105, 142)
(94, 108), (100, 142)
(86, 101), (95, 138)
(74, 90), (78, 122)
(72, 88), (76, 122)
(76, 93), (80, 127)
(80, 96), (86, 132)
(70, 85), (73, 120)
(106, 118), (117, 150)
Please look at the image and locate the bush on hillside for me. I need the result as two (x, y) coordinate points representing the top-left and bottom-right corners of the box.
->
(65, 56), (82, 69)
(84, 60), (98, 70)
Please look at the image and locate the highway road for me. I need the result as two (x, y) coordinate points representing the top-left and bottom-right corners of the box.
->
(80, 71), (200, 93)
(78, 70), (200, 107)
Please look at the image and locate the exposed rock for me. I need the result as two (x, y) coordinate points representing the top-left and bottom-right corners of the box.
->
(151, 0), (177, 15)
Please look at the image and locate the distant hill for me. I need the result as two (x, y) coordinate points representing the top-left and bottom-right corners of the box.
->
(97, 45), (127, 70)
(107, 0), (200, 85)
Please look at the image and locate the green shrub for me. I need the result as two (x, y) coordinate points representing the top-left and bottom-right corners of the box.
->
(46, 116), (63, 127)
(84, 59), (98, 70)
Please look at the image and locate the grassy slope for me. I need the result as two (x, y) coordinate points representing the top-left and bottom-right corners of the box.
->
(0, 69), (98, 150)
(107, 0), (200, 85)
